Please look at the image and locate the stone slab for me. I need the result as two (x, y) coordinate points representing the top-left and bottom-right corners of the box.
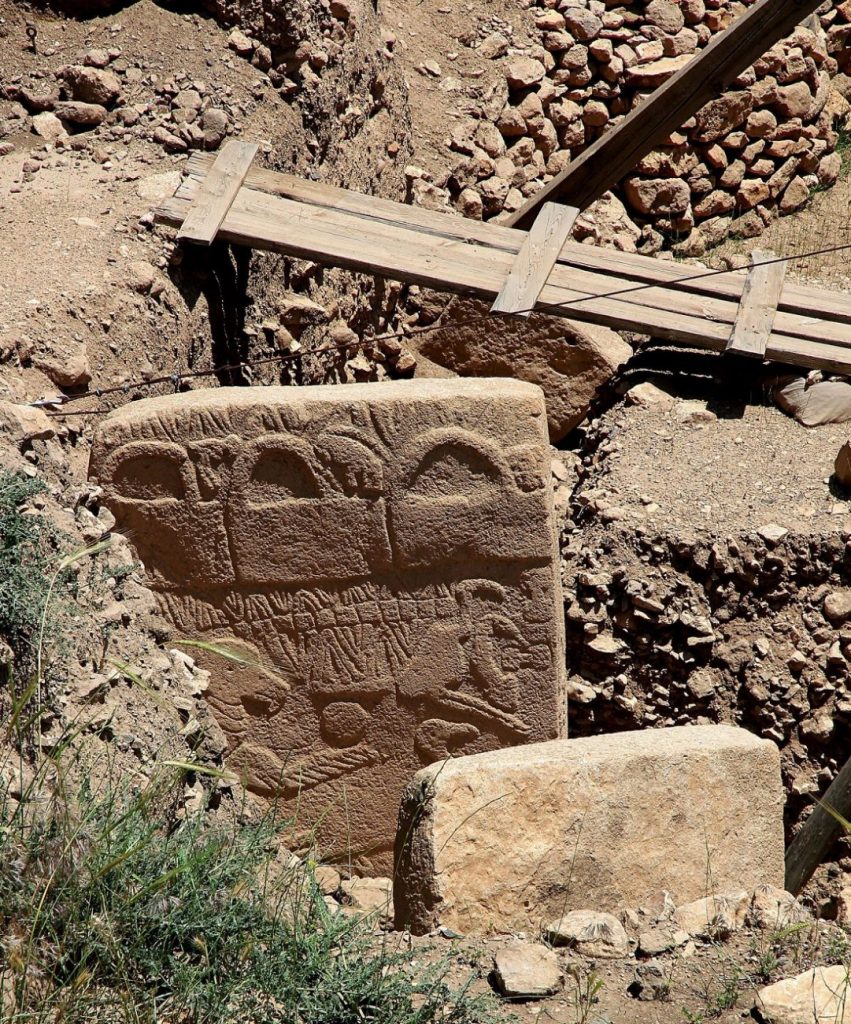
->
(417, 298), (633, 442)
(756, 966), (851, 1024)
(394, 724), (784, 934)
(89, 379), (566, 872)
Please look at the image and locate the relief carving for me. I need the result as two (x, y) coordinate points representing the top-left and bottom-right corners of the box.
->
(90, 380), (566, 872)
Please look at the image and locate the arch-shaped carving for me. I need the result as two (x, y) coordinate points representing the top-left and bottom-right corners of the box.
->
(231, 435), (323, 507)
(391, 428), (550, 568)
(103, 440), (192, 505)
(313, 432), (385, 498)
(96, 439), (235, 589)
(228, 434), (392, 585)
(399, 428), (511, 496)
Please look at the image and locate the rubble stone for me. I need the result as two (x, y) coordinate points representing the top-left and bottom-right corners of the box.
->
(544, 910), (630, 958)
(624, 177), (691, 215)
(32, 112), (65, 141)
(672, 891), (749, 938)
(417, 298), (632, 442)
(0, 402), (55, 445)
(59, 65), (122, 106)
(836, 439), (851, 486)
(505, 57), (546, 89)
(54, 101), (107, 126)
(756, 966), (851, 1024)
(492, 943), (562, 999)
(748, 885), (809, 930)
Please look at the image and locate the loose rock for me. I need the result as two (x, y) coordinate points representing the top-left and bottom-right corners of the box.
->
(756, 966), (851, 1024)
(545, 910), (630, 958)
(492, 942), (562, 999)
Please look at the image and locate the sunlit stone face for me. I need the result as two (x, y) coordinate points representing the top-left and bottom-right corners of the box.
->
(90, 379), (566, 872)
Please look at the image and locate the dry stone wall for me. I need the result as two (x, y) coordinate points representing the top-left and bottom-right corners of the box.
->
(440, 0), (851, 255)
(562, 410), (851, 855)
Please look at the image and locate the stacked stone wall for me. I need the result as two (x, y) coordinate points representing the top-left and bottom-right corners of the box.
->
(443, 0), (851, 255)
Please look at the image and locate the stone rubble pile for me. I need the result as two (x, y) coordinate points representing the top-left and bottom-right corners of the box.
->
(1, 0), (362, 162)
(561, 402), (851, 837)
(3, 41), (255, 157)
(430, 0), (851, 255)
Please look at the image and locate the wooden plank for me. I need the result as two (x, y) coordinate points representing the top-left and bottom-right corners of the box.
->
(154, 186), (851, 376)
(158, 188), (739, 347)
(504, 0), (830, 228)
(177, 140), (259, 245)
(178, 152), (851, 332)
(726, 251), (788, 358)
(160, 173), (851, 355)
(491, 203), (578, 317)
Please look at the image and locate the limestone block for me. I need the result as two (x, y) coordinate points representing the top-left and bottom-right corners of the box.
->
(544, 910), (629, 957)
(756, 966), (851, 1024)
(90, 380), (566, 873)
(493, 943), (562, 999)
(394, 725), (784, 934)
(0, 401), (55, 445)
(672, 890), (749, 938)
(417, 298), (632, 442)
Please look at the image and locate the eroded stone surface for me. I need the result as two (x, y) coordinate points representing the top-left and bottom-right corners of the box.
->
(416, 298), (632, 442)
(394, 725), (783, 934)
(756, 966), (851, 1024)
(90, 380), (566, 872)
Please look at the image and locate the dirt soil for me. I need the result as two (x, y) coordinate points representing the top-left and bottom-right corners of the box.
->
(380, 0), (534, 179)
(591, 382), (851, 541)
(0, 0), (300, 410)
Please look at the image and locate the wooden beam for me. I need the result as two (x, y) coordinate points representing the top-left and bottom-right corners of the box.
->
(726, 251), (788, 358)
(505, 0), (829, 229)
(180, 151), (851, 333)
(491, 203), (578, 317)
(177, 140), (259, 245)
(785, 758), (851, 895)
(160, 173), (851, 356)
(154, 182), (851, 376)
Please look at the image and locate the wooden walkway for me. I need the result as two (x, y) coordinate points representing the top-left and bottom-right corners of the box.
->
(154, 147), (851, 376)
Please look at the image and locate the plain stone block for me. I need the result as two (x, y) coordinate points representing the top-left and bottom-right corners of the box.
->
(394, 725), (784, 934)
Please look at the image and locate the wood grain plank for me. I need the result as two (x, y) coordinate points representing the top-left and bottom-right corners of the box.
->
(157, 177), (851, 357)
(726, 251), (788, 358)
(505, 0), (830, 225)
(491, 203), (578, 317)
(177, 140), (259, 245)
(159, 188), (732, 346)
(174, 155), (851, 333)
(154, 187), (851, 375)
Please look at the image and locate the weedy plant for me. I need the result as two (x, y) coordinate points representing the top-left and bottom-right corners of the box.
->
(566, 965), (603, 1024)
(0, 753), (492, 1024)
(0, 472), (63, 679)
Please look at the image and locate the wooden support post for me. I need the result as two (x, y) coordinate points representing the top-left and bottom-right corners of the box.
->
(505, 0), (829, 229)
(785, 758), (851, 895)
(491, 203), (579, 317)
(177, 140), (259, 245)
(726, 251), (788, 359)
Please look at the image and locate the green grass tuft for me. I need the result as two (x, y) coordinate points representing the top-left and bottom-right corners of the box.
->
(0, 471), (62, 675)
(0, 758), (492, 1024)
